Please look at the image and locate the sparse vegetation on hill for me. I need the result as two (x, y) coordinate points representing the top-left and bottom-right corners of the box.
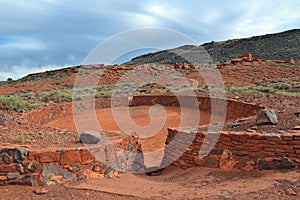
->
(41, 90), (72, 103)
(125, 29), (300, 65)
(0, 95), (27, 110)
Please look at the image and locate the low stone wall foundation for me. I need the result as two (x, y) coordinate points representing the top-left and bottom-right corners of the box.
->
(162, 128), (300, 171)
(0, 135), (144, 186)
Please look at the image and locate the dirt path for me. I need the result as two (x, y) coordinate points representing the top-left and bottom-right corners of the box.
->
(67, 166), (300, 199)
(1, 167), (299, 199)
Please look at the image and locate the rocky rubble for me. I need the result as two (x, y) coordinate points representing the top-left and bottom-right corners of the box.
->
(0, 135), (144, 186)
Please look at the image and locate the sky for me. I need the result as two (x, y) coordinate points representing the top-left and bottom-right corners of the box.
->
(0, 0), (300, 81)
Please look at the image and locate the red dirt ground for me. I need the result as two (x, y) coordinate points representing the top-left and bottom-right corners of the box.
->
(1, 167), (300, 199)
(0, 58), (300, 199)
(46, 106), (211, 153)
(1, 60), (299, 95)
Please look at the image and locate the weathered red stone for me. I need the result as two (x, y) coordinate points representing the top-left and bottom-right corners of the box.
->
(0, 164), (16, 172)
(219, 150), (236, 169)
(60, 151), (81, 165)
(37, 151), (60, 163)
(80, 150), (95, 164)
(288, 140), (300, 145)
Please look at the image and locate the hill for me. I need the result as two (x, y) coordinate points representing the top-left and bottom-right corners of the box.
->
(124, 29), (300, 65)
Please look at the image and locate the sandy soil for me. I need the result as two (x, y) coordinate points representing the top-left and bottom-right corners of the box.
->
(46, 105), (211, 167)
(46, 106), (211, 152)
(1, 167), (300, 199)
(69, 166), (300, 199)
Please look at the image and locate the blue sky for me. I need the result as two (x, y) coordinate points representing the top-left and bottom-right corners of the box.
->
(0, 0), (299, 80)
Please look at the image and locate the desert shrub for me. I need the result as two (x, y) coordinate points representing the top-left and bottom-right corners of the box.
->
(74, 96), (83, 101)
(0, 95), (27, 110)
(273, 82), (292, 90)
(41, 90), (72, 103)
(95, 92), (101, 98)
(13, 136), (30, 143)
(226, 86), (250, 93)
(103, 91), (112, 98)
(254, 86), (273, 93)
(194, 88), (205, 93)
(29, 103), (42, 109)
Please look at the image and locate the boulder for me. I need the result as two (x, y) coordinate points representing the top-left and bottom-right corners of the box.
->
(240, 52), (258, 61)
(231, 52), (258, 64)
(204, 156), (219, 168)
(14, 148), (26, 163)
(289, 58), (296, 65)
(258, 157), (295, 170)
(79, 132), (100, 144)
(256, 109), (278, 125)
(43, 164), (75, 186)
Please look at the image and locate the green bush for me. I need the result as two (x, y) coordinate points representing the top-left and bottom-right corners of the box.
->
(273, 82), (292, 90)
(0, 95), (27, 110)
(29, 103), (42, 109)
(13, 136), (31, 143)
(41, 90), (72, 103)
(226, 86), (250, 93)
(193, 88), (205, 93)
(103, 91), (112, 98)
(74, 96), (83, 101)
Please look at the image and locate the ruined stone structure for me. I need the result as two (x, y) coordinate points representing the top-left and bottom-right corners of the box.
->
(2, 95), (294, 187)
(0, 135), (143, 186)
(163, 128), (300, 171)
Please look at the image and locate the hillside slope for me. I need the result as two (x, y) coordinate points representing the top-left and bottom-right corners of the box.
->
(125, 29), (300, 65)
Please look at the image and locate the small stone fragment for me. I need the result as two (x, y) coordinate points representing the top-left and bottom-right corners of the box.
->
(285, 188), (296, 196)
(33, 187), (49, 195)
(231, 122), (240, 128)
(6, 172), (20, 180)
(256, 109), (278, 125)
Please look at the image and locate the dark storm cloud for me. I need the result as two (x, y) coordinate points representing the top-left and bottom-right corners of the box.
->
(0, 0), (299, 80)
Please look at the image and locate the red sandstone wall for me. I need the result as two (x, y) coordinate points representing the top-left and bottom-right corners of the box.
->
(162, 128), (300, 171)
(0, 135), (143, 186)
(26, 95), (263, 125)
(131, 95), (263, 120)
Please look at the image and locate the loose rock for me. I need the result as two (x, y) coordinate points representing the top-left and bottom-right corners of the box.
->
(33, 187), (49, 195)
(79, 133), (100, 144)
(14, 148), (26, 163)
(285, 188), (296, 195)
(256, 109), (278, 125)
(6, 173), (20, 180)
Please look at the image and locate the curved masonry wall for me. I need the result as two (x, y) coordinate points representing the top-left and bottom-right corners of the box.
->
(25, 95), (263, 125)
(162, 128), (300, 171)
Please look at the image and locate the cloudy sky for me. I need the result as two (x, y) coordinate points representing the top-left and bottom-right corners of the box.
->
(0, 0), (299, 80)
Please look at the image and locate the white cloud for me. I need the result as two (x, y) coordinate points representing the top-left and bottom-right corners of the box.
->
(0, 63), (72, 81)
(122, 12), (160, 27)
(228, 1), (300, 38)
(146, 4), (182, 21)
(0, 0), (300, 81)
(0, 37), (46, 51)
